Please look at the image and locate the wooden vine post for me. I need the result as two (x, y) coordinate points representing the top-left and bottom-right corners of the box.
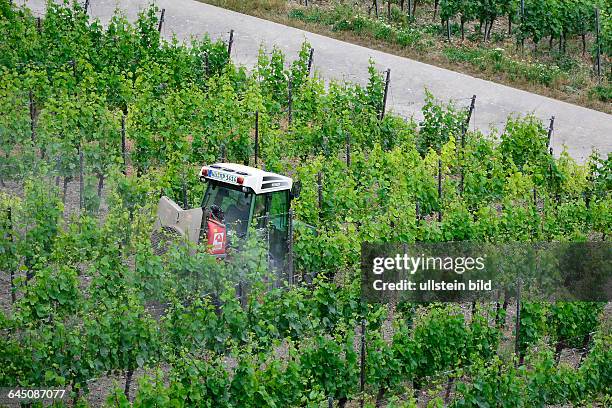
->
(219, 144), (226, 163)
(71, 59), (77, 84)
(79, 144), (84, 211)
(266, 213), (273, 284)
(6, 207), (16, 304)
(317, 171), (323, 221)
(181, 170), (188, 210)
(495, 289), (502, 327)
(203, 52), (210, 77)
(237, 280), (244, 307)
(520, 0), (525, 51)
(444, 375), (454, 404)
(29, 90), (36, 145)
(346, 133), (351, 167)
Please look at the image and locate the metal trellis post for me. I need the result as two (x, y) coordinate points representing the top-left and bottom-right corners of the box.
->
(546, 116), (555, 148)
(288, 209), (294, 285)
(595, 8), (601, 78)
(227, 29), (234, 58)
(288, 76), (293, 126)
(307, 47), (314, 76)
(121, 114), (127, 175)
(379, 68), (391, 120)
(158, 8), (165, 33)
(515, 279), (522, 365)
(360, 318), (366, 408)
(438, 158), (442, 222)
(254, 110), (259, 166)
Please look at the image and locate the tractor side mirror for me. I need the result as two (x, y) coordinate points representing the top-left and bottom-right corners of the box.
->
(290, 181), (302, 200)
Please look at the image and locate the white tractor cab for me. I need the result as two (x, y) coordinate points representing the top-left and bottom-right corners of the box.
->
(153, 163), (296, 269)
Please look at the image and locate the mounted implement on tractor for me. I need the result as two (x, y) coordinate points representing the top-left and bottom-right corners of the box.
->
(153, 163), (296, 270)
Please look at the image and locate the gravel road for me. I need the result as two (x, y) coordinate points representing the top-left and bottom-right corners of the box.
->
(22, 0), (612, 162)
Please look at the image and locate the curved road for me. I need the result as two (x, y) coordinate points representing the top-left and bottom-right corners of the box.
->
(23, 0), (612, 161)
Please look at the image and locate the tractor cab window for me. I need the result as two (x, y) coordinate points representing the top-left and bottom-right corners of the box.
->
(268, 190), (289, 272)
(269, 190), (289, 231)
(252, 190), (289, 231)
(251, 190), (290, 270)
(253, 194), (268, 228)
(201, 182), (253, 237)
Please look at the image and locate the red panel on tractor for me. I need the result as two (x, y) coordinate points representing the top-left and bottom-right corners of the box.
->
(207, 219), (226, 255)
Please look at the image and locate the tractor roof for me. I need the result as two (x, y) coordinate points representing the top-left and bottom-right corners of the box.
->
(199, 163), (292, 195)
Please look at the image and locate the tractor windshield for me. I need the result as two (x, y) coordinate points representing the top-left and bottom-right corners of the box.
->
(201, 181), (253, 237)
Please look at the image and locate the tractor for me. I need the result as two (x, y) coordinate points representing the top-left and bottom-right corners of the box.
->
(153, 163), (297, 270)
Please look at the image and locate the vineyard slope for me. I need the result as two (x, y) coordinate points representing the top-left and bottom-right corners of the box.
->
(24, 0), (612, 162)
